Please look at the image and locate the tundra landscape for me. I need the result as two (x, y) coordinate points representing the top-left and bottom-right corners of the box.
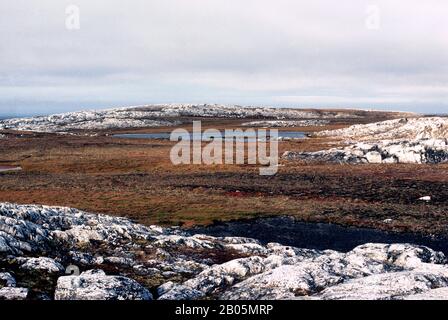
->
(2, 0), (448, 309)
(1, 104), (448, 300)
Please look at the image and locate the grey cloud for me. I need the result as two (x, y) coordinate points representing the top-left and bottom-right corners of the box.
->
(0, 0), (447, 115)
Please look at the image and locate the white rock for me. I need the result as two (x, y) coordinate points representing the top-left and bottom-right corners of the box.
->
(20, 257), (64, 274)
(404, 287), (448, 300)
(241, 120), (330, 127)
(2, 202), (448, 300)
(159, 256), (270, 299)
(317, 117), (448, 141)
(349, 243), (446, 269)
(0, 273), (16, 288)
(316, 271), (448, 300)
(55, 269), (152, 300)
(365, 151), (382, 163)
(157, 281), (175, 296)
(221, 264), (342, 300)
(285, 139), (448, 164)
(0, 287), (28, 300)
(382, 157), (398, 164)
(286, 118), (448, 164)
(0, 105), (403, 133)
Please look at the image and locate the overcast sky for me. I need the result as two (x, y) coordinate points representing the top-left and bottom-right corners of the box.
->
(1, 0), (447, 116)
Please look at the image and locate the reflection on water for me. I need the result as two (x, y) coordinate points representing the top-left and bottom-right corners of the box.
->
(113, 131), (306, 141)
(0, 166), (22, 173)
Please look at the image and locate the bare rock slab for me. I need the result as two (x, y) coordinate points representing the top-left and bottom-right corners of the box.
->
(54, 270), (152, 300)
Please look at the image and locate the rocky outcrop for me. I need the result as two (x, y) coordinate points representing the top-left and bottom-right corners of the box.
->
(169, 243), (447, 300)
(284, 139), (448, 164)
(1, 203), (448, 300)
(132, 105), (406, 121)
(19, 257), (64, 274)
(0, 272), (28, 300)
(0, 110), (179, 133)
(0, 105), (411, 133)
(241, 120), (330, 127)
(316, 117), (448, 141)
(405, 287), (448, 300)
(55, 270), (152, 300)
(285, 117), (448, 164)
(316, 271), (448, 300)
(0, 272), (16, 288)
(0, 287), (29, 300)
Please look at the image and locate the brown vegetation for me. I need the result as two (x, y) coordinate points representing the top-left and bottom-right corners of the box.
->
(0, 117), (447, 236)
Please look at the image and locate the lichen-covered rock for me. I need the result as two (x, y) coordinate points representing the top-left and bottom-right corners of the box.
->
(221, 264), (342, 300)
(157, 281), (176, 296)
(316, 271), (448, 300)
(0, 272), (16, 288)
(0, 105), (394, 133)
(159, 256), (270, 299)
(162, 243), (448, 300)
(20, 257), (64, 274)
(404, 287), (448, 300)
(241, 120), (330, 127)
(54, 270), (152, 300)
(2, 202), (448, 300)
(0, 287), (29, 300)
(0, 202), (167, 256)
(317, 117), (448, 141)
(284, 139), (448, 164)
(349, 243), (447, 268)
(365, 151), (382, 163)
(285, 117), (448, 164)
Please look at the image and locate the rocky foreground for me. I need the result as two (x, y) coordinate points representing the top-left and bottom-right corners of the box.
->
(1, 203), (448, 300)
(0, 104), (411, 133)
(284, 117), (448, 164)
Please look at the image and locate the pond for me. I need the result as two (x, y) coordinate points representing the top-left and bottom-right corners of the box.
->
(190, 217), (448, 255)
(0, 166), (22, 173)
(113, 131), (307, 141)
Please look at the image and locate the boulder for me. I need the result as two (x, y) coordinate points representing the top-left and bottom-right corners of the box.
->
(0, 272), (16, 288)
(285, 118), (448, 164)
(317, 117), (448, 141)
(404, 287), (448, 300)
(20, 257), (64, 274)
(365, 151), (382, 163)
(0, 287), (28, 300)
(2, 202), (448, 300)
(54, 270), (152, 300)
(284, 139), (448, 164)
(317, 271), (448, 300)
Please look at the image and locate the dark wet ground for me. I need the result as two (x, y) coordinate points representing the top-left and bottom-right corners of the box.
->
(191, 217), (448, 255)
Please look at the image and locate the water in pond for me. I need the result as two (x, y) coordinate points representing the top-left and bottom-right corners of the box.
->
(0, 166), (22, 173)
(190, 217), (448, 255)
(113, 131), (306, 141)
